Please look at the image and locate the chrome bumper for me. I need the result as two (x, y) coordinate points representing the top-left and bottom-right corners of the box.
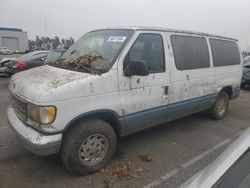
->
(7, 106), (62, 156)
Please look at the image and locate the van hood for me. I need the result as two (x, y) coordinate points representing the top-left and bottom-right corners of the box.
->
(9, 65), (93, 103)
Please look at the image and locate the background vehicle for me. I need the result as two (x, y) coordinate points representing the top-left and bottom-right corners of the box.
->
(243, 56), (250, 65)
(241, 61), (250, 88)
(7, 27), (242, 175)
(0, 47), (13, 55)
(180, 128), (250, 188)
(44, 49), (66, 64)
(0, 66), (7, 77)
(4, 51), (49, 76)
(0, 57), (17, 67)
(1, 51), (49, 68)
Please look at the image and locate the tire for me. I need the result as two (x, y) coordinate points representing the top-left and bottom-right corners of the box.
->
(209, 91), (229, 120)
(61, 119), (117, 175)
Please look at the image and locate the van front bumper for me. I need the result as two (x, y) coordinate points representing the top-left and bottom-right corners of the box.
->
(7, 106), (62, 156)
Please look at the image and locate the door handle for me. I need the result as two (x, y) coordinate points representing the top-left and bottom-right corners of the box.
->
(163, 85), (169, 101)
(164, 85), (169, 95)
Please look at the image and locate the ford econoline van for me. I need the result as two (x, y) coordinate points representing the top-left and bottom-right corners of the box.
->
(7, 27), (242, 175)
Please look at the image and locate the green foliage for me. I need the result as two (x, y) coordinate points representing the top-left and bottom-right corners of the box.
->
(28, 36), (75, 51)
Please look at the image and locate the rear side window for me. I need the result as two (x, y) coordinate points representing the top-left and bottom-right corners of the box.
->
(209, 39), (241, 67)
(171, 35), (210, 70)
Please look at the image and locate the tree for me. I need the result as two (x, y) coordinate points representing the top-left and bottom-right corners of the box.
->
(69, 37), (74, 45)
(35, 36), (42, 50)
(53, 36), (60, 49)
(28, 35), (74, 51)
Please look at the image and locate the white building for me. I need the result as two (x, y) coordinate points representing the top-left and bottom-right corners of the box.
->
(0, 27), (28, 53)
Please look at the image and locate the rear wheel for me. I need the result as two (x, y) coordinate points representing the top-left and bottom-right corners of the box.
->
(209, 91), (229, 120)
(61, 119), (117, 175)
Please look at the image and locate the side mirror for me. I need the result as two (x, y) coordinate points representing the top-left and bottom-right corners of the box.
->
(124, 61), (149, 76)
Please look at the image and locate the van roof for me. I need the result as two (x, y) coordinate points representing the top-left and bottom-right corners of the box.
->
(99, 26), (238, 41)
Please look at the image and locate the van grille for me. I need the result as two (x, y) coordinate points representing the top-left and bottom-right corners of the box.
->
(10, 92), (27, 121)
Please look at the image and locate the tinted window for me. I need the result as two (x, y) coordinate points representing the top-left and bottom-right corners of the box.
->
(171, 35), (210, 70)
(210, 39), (241, 67)
(125, 34), (165, 73)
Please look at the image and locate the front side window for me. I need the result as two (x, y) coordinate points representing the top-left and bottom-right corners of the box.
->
(124, 33), (165, 74)
(171, 35), (210, 70)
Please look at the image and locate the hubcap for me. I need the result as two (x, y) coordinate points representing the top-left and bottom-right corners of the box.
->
(78, 134), (108, 166)
(217, 97), (227, 116)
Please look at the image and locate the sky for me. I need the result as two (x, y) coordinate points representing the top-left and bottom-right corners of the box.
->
(0, 0), (249, 50)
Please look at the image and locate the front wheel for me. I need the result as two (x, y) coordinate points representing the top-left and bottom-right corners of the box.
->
(61, 119), (117, 175)
(209, 91), (229, 120)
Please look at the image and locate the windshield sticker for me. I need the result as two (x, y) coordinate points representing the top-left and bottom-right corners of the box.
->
(107, 36), (127, 42)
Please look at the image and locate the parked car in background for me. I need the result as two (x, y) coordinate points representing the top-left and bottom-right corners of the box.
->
(243, 56), (250, 65)
(0, 57), (17, 67)
(241, 61), (250, 88)
(0, 66), (7, 77)
(0, 47), (13, 55)
(0, 57), (17, 77)
(44, 49), (67, 64)
(180, 128), (250, 188)
(1, 51), (49, 68)
(4, 51), (49, 77)
(7, 27), (242, 175)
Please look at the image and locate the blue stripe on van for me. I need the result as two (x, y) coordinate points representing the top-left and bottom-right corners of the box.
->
(119, 93), (218, 136)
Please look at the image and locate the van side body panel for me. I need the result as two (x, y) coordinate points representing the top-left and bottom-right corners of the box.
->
(52, 31), (242, 135)
(167, 33), (217, 104)
(119, 93), (217, 136)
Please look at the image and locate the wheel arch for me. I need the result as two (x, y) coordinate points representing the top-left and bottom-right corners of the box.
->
(220, 85), (233, 99)
(63, 110), (121, 137)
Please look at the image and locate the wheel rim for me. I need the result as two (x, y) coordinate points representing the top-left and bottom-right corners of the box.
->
(217, 97), (227, 116)
(78, 133), (108, 166)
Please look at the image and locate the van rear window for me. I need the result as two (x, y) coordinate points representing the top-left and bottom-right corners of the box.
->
(170, 35), (210, 70)
(209, 39), (241, 67)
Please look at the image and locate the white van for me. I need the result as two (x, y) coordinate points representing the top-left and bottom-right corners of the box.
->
(7, 27), (242, 175)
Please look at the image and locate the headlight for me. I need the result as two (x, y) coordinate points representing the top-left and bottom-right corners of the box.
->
(27, 103), (56, 124)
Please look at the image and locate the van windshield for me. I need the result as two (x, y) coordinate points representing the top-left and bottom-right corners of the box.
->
(48, 29), (134, 74)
